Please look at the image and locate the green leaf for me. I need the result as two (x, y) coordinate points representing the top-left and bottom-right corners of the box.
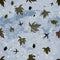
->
(0, 0), (5, 7)
(15, 5), (24, 15)
(51, 20), (58, 24)
(0, 56), (5, 60)
(0, 28), (4, 38)
(18, 36), (26, 46)
(43, 47), (50, 54)
(26, 0), (36, 3)
(10, 27), (14, 32)
(27, 54), (35, 60)
(41, 10), (50, 18)
(57, 0), (60, 6)
(29, 22), (41, 33)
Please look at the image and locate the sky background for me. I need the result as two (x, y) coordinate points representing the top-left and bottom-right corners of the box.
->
(0, 0), (60, 60)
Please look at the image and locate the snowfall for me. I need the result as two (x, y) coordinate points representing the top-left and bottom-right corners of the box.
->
(0, 0), (60, 60)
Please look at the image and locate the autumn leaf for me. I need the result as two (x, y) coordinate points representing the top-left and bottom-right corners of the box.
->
(13, 49), (19, 54)
(0, 0), (5, 7)
(4, 46), (7, 51)
(57, 0), (60, 6)
(56, 59), (60, 60)
(43, 47), (50, 54)
(51, 20), (58, 24)
(10, 27), (14, 32)
(26, 0), (36, 3)
(18, 36), (26, 46)
(0, 56), (5, 60)
(27, 54), (35, 60)
(19, 21), (23, 26)
(11, 1), (14, 5)
(41, 10), (50, 18)
(4, 14), (8, 19)
(56, 30), (60, 38)
(0, 28), (4, 38)
(15, 5), (24, 15)
(29, 22), (41, 33)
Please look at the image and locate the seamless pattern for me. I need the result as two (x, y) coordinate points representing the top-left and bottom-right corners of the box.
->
(0, 0), (60, 60)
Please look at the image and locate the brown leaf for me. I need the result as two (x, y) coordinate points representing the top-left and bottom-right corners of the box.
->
(56, 30), (60, 38)
(26, 0), (36, 3)
(10, 27), (14, 32)
(43, 47), (50, 54)
(56, 59), (60, 60)
(27, 54), (35, 60)
(0, 0), (5, 7)
(29, 22), (41, 33)
(51, 20), (58, 24)
(0, 28), (4, 38)
(57, 0), (60, 6)
(11, 1), (14, 5)
(0, 56), (5, 60)
(15, 5), (24, 15)
(41, 10), (50, 18)
(4, 14), (8, 19)
(18, 36), (26, 46)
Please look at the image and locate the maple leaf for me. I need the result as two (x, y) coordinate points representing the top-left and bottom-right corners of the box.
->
(0, 0), (5, 7)
(27, 54), (35, 60)
(29, 22), (41, 33)
(0, 56), (5, 60)
(15, 5), (24, 15)
(18, 36), (26, 46)
(56, 30), (60, 38)
(43, 47), (50, 54)
(41, 10), (50, 18)
(10, 27), (14, 32)
(51, 20), (58, 24)
(26, 0), (36, 3)
(0, 28), (4, 38)
(57, 0), (60, 6)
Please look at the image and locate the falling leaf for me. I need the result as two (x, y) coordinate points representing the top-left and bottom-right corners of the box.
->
(0, 28), (4, 38)
(32, 44), (36, 48)
(15, 5), (24, 15)
(57, 0), (60, 6)
(0, 0), (5, 7)
(50, 2), (53, 6)
(29, 22), (41, 33)
(4, 14), (8, 19)
(18, 36), (26, 46)
(27, 54), (35, 60)
(10, 27), (14, 32)
(51, 20), (58, 24)
(43, 47), (50, 54)
(29, 6), (32, 10)
(11, 1), (14, 5)
(56, 30), (60, 38)
(26, 0), (36, 3)
(43, 33), (49, 39)
(41, 10), (50, 18)
(0, 56), (5, 60)
(56, 59), (60, 60)
(4, 46), (7, 51)
(13, 49), (19, 54)
(19, 21), (23, 26)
